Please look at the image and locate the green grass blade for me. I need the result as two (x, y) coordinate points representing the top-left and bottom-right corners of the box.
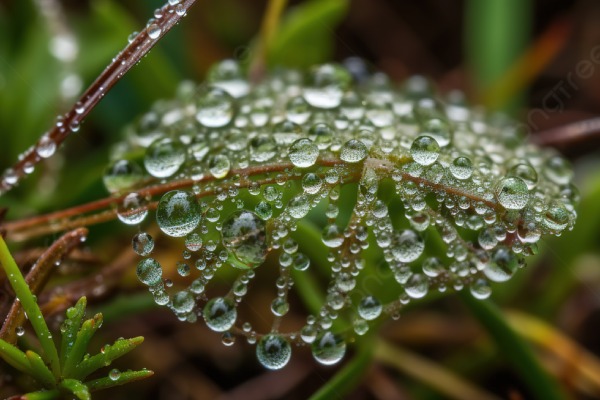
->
(0, 236), (60, 377)
(21, 389), (60, 400)
(72, 337), (144, 381)
(85, 369), (154, 392)
(0, 338), (35, 375)
(61, 314), (103, 378)
(59, 379), (90, 400)
(461, 294), (567, 400)
(309, 341), (373, 400)
(60, 297), (87, 370)
(26, 350), (57, 388)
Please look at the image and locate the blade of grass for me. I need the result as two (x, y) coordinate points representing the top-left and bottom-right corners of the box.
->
(249, 0), (289, 81)
(60, 297), (87, 370)
(85, 369), (154, 391)
(0, 236), (60, 377)
(21, 389), (60, 400)
(374, 340), (501, 400)
(506, 310), (600, 393)
(25, 350), (56, 388)
(61, 314), (103, 378)
(309, 340), (374, 400)
(0, 338), (35, 375)
(460, 294), (567, 400)
(72, 337), (144, 381)
(59, 379), (90, 400)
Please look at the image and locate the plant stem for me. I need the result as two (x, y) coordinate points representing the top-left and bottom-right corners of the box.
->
(0, 0), (199, 195)
(0, 236), (60, 377)
(249, 0), (289, 81)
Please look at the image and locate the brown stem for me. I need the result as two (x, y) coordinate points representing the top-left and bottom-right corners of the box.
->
(530, 116), (600, 148)
(0, 0), (198, 195)
(0, 228), (88, 343)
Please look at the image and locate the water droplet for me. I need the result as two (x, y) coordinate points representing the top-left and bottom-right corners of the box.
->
(256, 334), (292, 370)
(15, 326), (25, 337)
(103, 159), (143, 193)
(410, 136), (440, 166)
(288, 194), (310, 219)
(289, 138), (319, 168)
(293, 253), (310, 271)
(509, 163), (537, 189)
(207, 59), (249, 98)
(391, 230), (424, 262)
(543, 201), (570, 232)
(195, 86), (235, 128)
(37, 136), (57, 158)
(209, 154), (231, 179)
(117, 193), (148, 225)
(203, 297), (237, 332)
(340, 139), (368, 163)
(544, 156), (573, 185)
(405, 273), (429, 298)
(422, 257), (444, 277)
(156, 190), (201, 237)
(172, 290), (195, 313)
(132, 232), (154, 256)
(148, 24), (161, 40)
(136, 258), (163, 286)
(358, 296), (382, 320)
(322, 224), (344, 248)
(109, 369), (121, 381)
(495, 177), (529, 210)
(221, 210), (268, 267)
(185, 232), (203, 252)
(250, 135), (277, 162)
(470, 279), (492, 299)
(484, 247), (519, 282)
(271, 297), (289, 316)
(302, 173), (323, 194)
(450, 156), (473, 180)
(255, 201), (273, 220)
(312, 331), (346, 365)
(303, 64), (350, 109)
(144, 138), (186, 178)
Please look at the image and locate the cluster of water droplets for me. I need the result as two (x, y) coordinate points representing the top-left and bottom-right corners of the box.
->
(105, 59), (577, 369)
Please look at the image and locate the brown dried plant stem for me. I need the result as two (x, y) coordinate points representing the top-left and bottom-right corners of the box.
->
(0, 0), (198, 194)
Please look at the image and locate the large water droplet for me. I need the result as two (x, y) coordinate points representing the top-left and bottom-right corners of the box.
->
(410, 136), (440, 166)
(358, 296), (382, 320)
(132, 232), (154, 256)
(117, 193), (148, 225)
(144, 138), (186, 178)
(340, 139), (368, 163)
(484, 247), (519, 282)
(156, 190), (201, 237)
(136, 258), (163, 286)
(312, 331), (346, 365)
(289, 138), (319, 168)
(256, 334), (291, 370)
(203, 297), (237, 332)
(172, 290), (195, 313)
(495, 177), (529, 210)
(207, 59), (249, 98)
(195, 86), (235, 128)
(450, 156), (473, 180)
(303, 64), (350, 109)
(391, 230), (424, 262)
(221, 210), (268, 267)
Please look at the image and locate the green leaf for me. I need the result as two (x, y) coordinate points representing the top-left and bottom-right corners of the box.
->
(21, 389), (60, 400)
(25, 350), (56, 388)
(72, 337), (144, 381)
(86, 369), (154, 392)
(268, 0), (349, 67)
(0, 236), (60, 377)
(309, 341), (373, 400)
(60, 297), (87, 370)
(61, 313), (103, 378)
(461, 294), (567, 400)
(0, 338), (34, 375)
(59, 379), (90, 400)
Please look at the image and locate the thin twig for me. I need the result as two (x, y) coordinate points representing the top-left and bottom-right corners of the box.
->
(531, 116), (600, 148)
(0, 0), (198, 195)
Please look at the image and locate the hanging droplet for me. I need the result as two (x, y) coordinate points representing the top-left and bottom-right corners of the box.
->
(470, 279), (492, 299)
(136, 258), (163, 286)
(156, 190), (201, 237)
(103, 159), (143, 193)
(302, 173), (323, 194)
(132, 232), (154, 256)
(117, 193), (148, 225)
(391, 230), (424, 262)
(144, 138), (186, 178)
(322, 224), (344, 248)
(357, 296), (382, 320)
(185, 232), (203, 252)
(405, 273), (429, 298)
(256, 334), (292, 370)
(221, 210), (268, 267)
(172, 290), (195, 314)
(209, 154), (231, 179)
(312, 331), (346, 365)
(484, 247), (519, 282)
(203, 297), (237, 332)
